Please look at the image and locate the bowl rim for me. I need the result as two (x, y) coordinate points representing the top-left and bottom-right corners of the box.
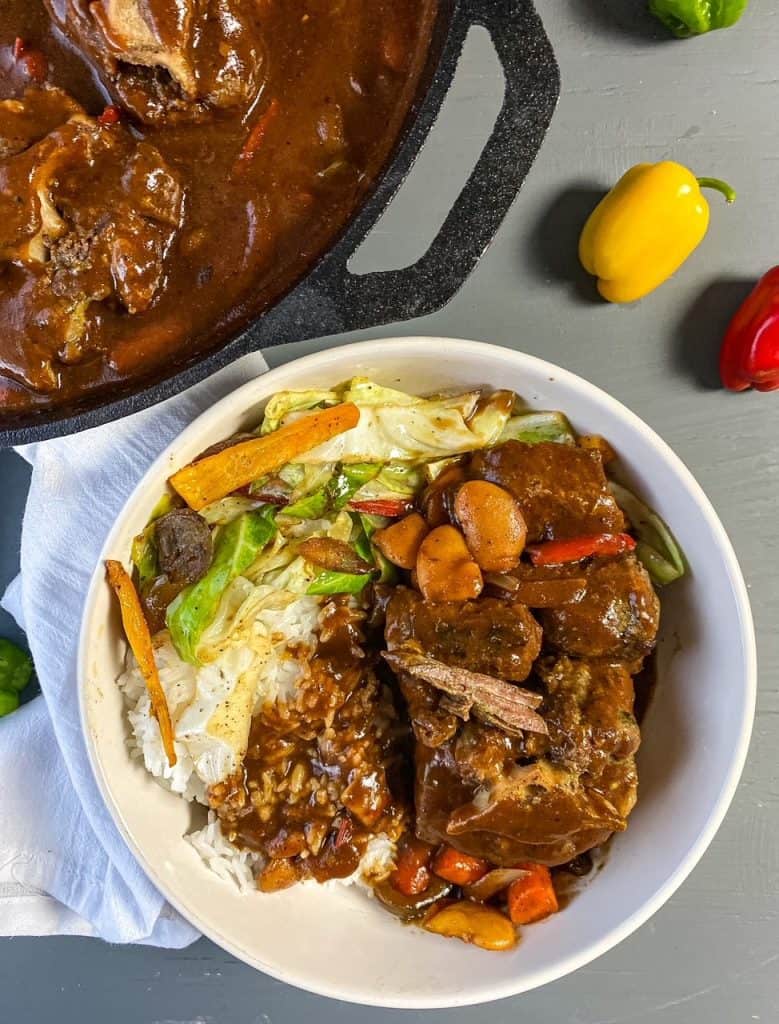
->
(77, 336), (757, 1008)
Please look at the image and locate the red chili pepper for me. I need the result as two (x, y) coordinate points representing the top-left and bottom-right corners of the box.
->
(13, 39), (48, 83)
(235, 97), (280, 169)
(348, 497), (413, 517)
(526, 532), (636, 566)
(97, 105), (122, 127)
(720, 267), (779, 392)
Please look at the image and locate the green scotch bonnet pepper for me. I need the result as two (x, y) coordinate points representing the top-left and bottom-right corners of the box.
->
(648, 0), (749, 37)
(0, 638), (33, 717)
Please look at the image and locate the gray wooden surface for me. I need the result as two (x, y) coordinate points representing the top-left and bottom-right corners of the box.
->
(2, 1), (778, 1020)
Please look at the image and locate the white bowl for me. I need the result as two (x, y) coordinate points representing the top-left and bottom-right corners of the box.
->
(78, 338), (756, 1008)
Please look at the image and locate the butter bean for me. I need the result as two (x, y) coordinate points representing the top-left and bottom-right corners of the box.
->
(454, 480), (527, 572)
(424, 901), (518, 951)
(416, 525), (483, 602)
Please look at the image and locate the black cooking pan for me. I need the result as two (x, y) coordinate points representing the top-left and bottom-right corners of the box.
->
(0, 0), (559, 446)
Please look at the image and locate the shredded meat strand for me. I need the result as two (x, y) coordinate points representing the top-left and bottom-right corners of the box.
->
(383, 649), (548, 738)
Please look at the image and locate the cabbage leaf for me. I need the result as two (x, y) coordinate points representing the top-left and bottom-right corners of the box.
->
(167, 507), (278, 664)
(260, 389), (337, 435)
(283, 388), (509, 464)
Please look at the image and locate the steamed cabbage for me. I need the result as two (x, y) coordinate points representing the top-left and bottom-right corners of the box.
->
(167, 508), (277, 664)
(280, 389), (510, 464)
(341, 378), (424, 407)
(260, 388), (337, 435)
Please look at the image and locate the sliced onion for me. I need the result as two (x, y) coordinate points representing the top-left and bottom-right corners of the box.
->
(608, 481), (685, 584)
(499, 411), (576, 446)
(464, 868), (529, 902)
(249, 477), (292, 506)
(297, 537), (373, 575)
(483, 572), (520, 593)
(512, 578), (587, 608)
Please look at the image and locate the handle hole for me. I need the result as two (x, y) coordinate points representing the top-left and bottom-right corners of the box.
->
(348, 26), (504, 275)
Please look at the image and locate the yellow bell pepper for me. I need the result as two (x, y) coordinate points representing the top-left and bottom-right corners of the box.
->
(579, 161), (736, 304)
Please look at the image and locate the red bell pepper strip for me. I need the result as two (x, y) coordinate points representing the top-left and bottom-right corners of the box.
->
(235, 98), (280, 168)
(348, 497), (413, 517)
(97, 105), (122, 127)
(720, 267), (779, 392)
(526, 532), (636, 566)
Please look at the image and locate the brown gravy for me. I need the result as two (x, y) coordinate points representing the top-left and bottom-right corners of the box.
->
(0, 1), (436, 411)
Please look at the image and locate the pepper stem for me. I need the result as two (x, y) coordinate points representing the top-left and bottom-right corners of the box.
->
(696, 177), (737, 204)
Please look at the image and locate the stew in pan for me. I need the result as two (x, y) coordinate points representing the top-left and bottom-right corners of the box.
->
(0, 1), (436, 411)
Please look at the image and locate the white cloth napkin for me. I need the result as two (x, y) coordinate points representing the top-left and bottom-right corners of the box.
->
(0, 352), (269, 945)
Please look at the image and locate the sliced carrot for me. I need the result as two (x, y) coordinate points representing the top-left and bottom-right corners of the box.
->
(431, 845), (489, 886)
(106, 560), (176, 767)
(506, 863), (559, 925)
(169, 403), (360, 511)
(390, 836), (434, 897)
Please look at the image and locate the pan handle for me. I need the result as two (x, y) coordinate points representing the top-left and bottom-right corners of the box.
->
(260, 0), (560, 342)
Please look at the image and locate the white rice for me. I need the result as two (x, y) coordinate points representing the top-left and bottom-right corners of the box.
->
(118, 588), (397, 893)
(117, 591), (322, 799)
(184, 812), (262, 893)
(184, 814), (396, 895)
(120, 641), (207, 803)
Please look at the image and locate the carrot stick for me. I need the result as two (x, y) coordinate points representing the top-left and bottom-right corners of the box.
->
(105, 560), (176, 767)
(431, 845), (489, 886)
(169, 403), (360, 511)
(506, 863), (558, 925)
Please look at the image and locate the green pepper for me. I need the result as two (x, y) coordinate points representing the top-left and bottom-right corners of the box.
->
(499, 411), (576, 446)
(306, 570), (374, 596)
(0, 638), (34, 693)
(648, 0), (749, 37)
(285, 463), (381, 519)
(356, 513), (398, 584)
(0, 689), (20, 718)
(608, 482), (686, 585)
(131, 526), (159, 586)
(130, 493), (179, 586)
